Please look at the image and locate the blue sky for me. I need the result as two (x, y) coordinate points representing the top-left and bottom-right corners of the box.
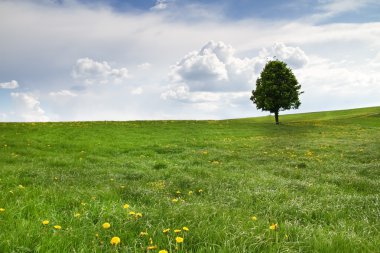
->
(0, 0), (379, 121)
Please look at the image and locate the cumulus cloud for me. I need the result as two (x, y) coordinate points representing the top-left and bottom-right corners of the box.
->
(0, 80), (19, 89)
(49, 90), (78, 97)
(72, 58), (129, 85)
(164, 40), (309, 107)
(258, 42), (309, 69)
(10, 93), (49, 122)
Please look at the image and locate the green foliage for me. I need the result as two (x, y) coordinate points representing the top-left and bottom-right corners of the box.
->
(0, 106), (379, 252)
(251, 60), (302, 124)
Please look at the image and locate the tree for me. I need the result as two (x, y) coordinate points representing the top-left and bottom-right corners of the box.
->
(250, 60), (302, 124)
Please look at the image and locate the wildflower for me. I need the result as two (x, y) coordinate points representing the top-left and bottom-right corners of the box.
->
(53, 225), (62, 230)
(135, 212), (143, 218)
(188, 191), (193, 195)
(42, 220), (49, 225)
(159, 250), (168, 253)
(251, 216), (257, 221)
(171, 198), (178, 203)
(123, 204), (129, 209)
(0, 208), (5, 212)
(183, 226), (189, 231)
(147, 245), (158, 250)
(102, 222), (111, 229)
(175, 237), (184, 243)
(74, 213), (81, 218)
(163, 228), (170, 234)
(140, 231), (148, 236)
(174, 229), (181, 233)
(110, 236), (121, 245)
(269, 223), (279, 231)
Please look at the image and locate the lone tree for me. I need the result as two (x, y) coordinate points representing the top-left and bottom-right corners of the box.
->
(250, 60), (302, 124)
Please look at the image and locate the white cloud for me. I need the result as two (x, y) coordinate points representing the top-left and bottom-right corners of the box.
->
(151, 0), (170, 11)
(131, 87), (143, 95)
(72, 57), (129, 85)
(49, 90), (78, 97)
(0, 80), (19, 89)
(10, 92), (49, 122)
(137, 62), (152, 70)
(258, 42), (309, 69)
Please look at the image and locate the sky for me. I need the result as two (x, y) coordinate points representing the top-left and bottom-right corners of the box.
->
(0, 0), (379, 122)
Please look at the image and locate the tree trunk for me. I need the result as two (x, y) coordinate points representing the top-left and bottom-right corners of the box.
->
(274, 111), (279, 125)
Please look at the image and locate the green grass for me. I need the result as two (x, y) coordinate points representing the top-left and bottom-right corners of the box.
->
(0, 106), (379, 252)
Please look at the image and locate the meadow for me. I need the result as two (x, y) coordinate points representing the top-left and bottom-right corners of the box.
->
(0, 106), (379, 252)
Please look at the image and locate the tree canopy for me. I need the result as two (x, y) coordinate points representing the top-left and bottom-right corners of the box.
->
(250, 60), (302, 124)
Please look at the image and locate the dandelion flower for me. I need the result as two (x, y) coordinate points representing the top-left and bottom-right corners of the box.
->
(147, 245), (158, 250)
(183, 226), (189, 231)
(174, 229), (181, 233)
(0, 208), (5, 212)
(110, 236), (121, 245)
(269, 223), (279, 230)
(102, 222), (111, 229)
(159, 250), (168, 253)
(163, 228), (170, 233)
(251, 216), (257, 221)
(175, 237), (184, 243)
(123, 204), (129, 209)
(42, 220), (49, 225)
(53, 225), (62, 230)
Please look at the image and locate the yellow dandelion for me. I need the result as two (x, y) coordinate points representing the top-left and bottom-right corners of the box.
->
(159, 250), (168, 253)
(174, 229), (181, 233)
(251, 216), (257, 221)
(110, 236), (121, 245)
(74, 213), (81, 218)
(163, 228), (170, 233)
(42, 220), (49, 225)
(147, 245), (158, 250)
(183, 226), (189, 231)
(0, 208), (5, 212)
(102, 222), (111, 229)
(123, 204), (129, 209)
(140, 231), (148, 236)
(269, 223), (279, 230)
(129, 211), (136, 215)
(175, 237), (184, 243)
(53, 225), (62, 230)
(135, 212), (143, 218)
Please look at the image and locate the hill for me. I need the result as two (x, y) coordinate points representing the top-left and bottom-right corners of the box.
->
(0, 106), (379, 252)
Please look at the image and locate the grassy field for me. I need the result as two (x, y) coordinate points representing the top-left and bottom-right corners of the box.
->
(0, 106), (379, 252)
